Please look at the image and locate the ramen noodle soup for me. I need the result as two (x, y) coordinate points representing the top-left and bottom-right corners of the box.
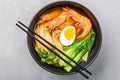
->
(34, 7), (95, 72)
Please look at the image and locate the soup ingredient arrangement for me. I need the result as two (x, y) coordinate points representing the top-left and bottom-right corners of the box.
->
(35, 7), (95, 72)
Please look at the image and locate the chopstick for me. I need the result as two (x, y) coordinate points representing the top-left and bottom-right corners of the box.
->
(16, 21), (91, 79)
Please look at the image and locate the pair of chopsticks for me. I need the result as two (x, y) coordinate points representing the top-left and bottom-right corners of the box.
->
(16, 21), (92, 79)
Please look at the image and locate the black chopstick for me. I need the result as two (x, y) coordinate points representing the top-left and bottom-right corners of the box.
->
(18, 21), (92, 75)
(16, 22), (90, 79)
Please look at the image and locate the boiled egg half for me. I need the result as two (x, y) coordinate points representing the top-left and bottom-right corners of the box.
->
(60, 26), (75, 46)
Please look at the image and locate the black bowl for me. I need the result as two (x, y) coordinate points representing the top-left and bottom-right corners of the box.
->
(27, 1), (102, 75)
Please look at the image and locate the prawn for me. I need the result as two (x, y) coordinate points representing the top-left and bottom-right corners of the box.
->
(63, 7), (92, 40)
(38, 8), (62, 24)
(57, 16), (75, 30)
(47, 11), (68, 32)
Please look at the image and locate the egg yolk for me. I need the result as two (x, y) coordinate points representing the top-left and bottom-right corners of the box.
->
(64, 28), (75, 40)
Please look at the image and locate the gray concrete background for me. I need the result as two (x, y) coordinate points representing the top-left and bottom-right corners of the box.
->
(0, 0), (120, 80)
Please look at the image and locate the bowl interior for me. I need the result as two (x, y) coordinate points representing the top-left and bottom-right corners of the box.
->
(27, 1), (102, 75)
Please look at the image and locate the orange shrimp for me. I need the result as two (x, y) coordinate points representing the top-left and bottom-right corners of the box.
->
(38, 8), (62, 24)
(63, 7), (92, 40)
(48, 11), (68, 31)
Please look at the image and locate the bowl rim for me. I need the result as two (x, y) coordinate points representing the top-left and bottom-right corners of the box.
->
(27, 1), (102, 75)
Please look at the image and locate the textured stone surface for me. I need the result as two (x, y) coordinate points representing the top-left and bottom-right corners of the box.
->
(0, 0), (120, 80)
